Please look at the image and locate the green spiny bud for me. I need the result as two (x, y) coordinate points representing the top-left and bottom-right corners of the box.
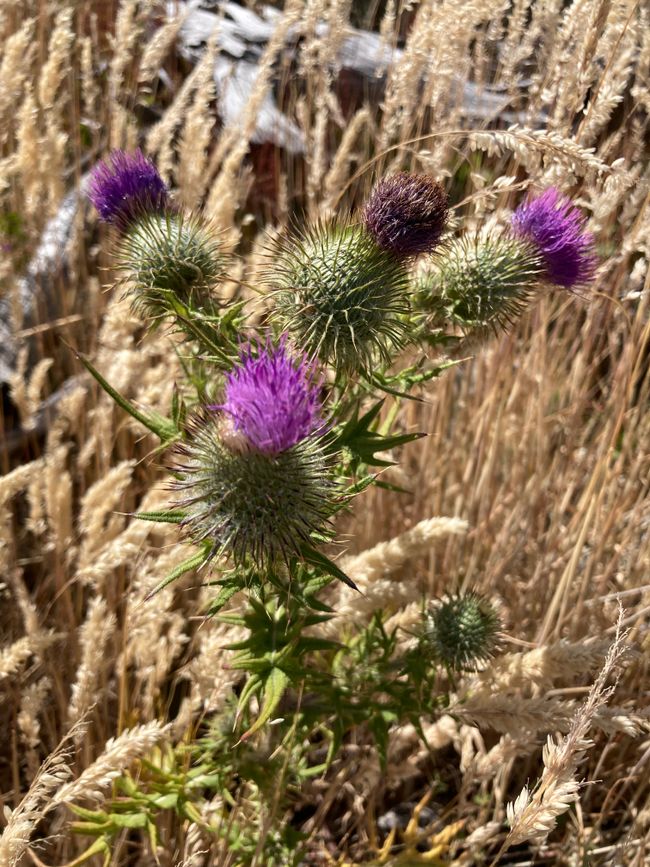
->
(426, 591), (501, 671)
(116, 211), (226, 321)
(266, 221), (410, 376)
(415, 233), (541, 335)
(169, 410), (337, 568)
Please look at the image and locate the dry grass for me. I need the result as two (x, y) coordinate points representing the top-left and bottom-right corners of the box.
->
(0, 0), (649, 864)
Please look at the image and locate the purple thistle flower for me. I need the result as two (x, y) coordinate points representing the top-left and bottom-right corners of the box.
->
(87, 149), (168, 226)
(362, 172), (449, 257)
(215, 337), (324, 456)
(511, 188), (597, 288)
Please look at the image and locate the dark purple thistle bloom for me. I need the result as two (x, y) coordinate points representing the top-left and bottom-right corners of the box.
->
(511, 188), (597, 288)
(87, 149), (168, 226)
(215, 337), (324, 455)
(362, 172), (449, 257)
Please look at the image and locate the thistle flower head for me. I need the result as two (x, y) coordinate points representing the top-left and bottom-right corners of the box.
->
(426, 591), (501, 671)
(511, 188), (597, 288)
(87, 149), (168, 227)
(170, 409), (335, 566)
(116, 211), (225, 317)
(215, 337), (325, 456)
(362, 172), (449, 257)
(268, 221), (410, 375)
(415, 233), (541, 334)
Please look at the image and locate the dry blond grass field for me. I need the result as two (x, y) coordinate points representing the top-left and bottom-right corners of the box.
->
(0, 1), (649, 865)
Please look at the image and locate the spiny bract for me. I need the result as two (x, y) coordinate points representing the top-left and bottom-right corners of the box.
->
(426, 591), (501, 671)
(266, 222), (411, 376)
(116, 211), (225, 318)
(170, 411), (336, 567)
(415, 233), (542, 334)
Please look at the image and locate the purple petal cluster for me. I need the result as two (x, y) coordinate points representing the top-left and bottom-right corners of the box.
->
(87, 149), (168, 226)
(362, 172), (449, 257)
(511, 188), (597, 288)
(216, 337), (324, 456)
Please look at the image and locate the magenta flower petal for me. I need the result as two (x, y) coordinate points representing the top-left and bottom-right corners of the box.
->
(511, 188), (597, 288)
(215, 337), (324, 455)
(87, 149), (168, 226)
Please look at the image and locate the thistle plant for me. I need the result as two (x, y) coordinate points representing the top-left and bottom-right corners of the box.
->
(362, 172), (449, 257)
(415, 233), (542, 335)
(81, 154), (594, 836)
(267, 174), (449, 378)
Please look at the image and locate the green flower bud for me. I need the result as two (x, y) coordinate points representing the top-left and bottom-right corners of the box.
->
(266, 221), (410, 376)
(415, 233), (541, 335)
(426, 591), (501, 671)
(170, 410), (337, 567)
(116, 211), (226, 320)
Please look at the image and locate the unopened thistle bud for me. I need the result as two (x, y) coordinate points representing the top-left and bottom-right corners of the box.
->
(362, 172), (449, 257)
(511, 187), (597, 289)
(267, 222), (410, 375)
(170, 339), (335, 566)
(87, 149), (168, 228)
(426, 591), (501, 671)
(415, 233), (541, 334)
(116, 211), (225, 317)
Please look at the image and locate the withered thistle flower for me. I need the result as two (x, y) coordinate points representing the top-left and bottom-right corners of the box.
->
(267, 221), (410, 375)
(170, 340), (335, 566)
(362, 172), (449, 257)
(87, 149), (168, 228)
(426, 591), (501, 671)
(511, 188), (597, 289)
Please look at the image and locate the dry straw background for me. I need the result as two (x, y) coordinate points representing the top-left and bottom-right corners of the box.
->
(0, 0), (649, 864)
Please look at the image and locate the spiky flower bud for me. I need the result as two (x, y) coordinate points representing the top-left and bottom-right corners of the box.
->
(511, 188), (597, 289)
(170, 340), (335, 565)
(426, 591), (501, 671)
(415, 233), (541, 334)
(268, 222), (410, 375)
(362, 172), (449, 257)
(87, 149), (168, 228)
(116, 211), (225, 317)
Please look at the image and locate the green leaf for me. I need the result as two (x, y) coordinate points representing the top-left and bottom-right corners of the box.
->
(75, 351), (178, 442)
(239, 667), (289, 742)
(144, 549), (207, 600)
(133, 510), (186, 524)
(204, 580), (242, 616)
(298, 542), (358, 592)
(110, 812), (149, 829)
